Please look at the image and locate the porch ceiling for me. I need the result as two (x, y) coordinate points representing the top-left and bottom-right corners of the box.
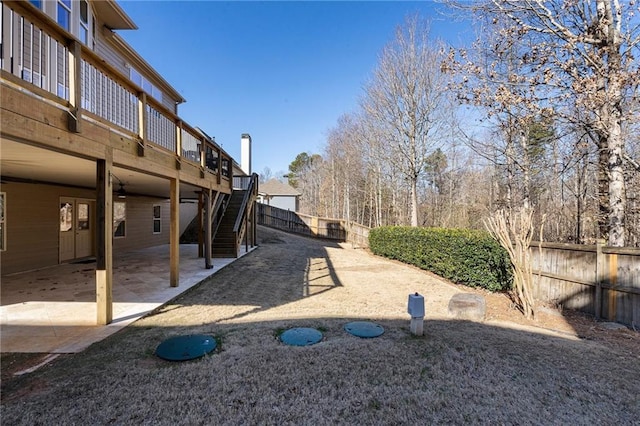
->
(0, 138), (202, 199)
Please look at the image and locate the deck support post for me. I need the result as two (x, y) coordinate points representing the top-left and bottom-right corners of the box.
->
(170, 177), (180, 287)
(204, 189), (213, 269)
(96, 156), (113, 325)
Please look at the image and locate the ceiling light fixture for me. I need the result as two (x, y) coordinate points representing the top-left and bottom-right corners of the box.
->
(116, 182), (127, 199)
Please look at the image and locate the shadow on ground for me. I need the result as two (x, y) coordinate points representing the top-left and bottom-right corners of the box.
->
(1, 315), (638, 425)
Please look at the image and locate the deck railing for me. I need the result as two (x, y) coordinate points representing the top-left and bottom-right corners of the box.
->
(80, 59), (139, 133)
(1, 1), (230, 187)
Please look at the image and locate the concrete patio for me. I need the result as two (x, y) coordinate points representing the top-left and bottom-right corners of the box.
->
(1, 244), (254, 354)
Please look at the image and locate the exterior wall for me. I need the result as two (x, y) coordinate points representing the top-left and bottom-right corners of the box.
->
(0, 181), (170, 275)
(112, 196), (170, 252)
(264, 196), (297, 212)
(93, 32), (179, 113)
(0, 182), (95, 274)
(93, 28), (129, 78)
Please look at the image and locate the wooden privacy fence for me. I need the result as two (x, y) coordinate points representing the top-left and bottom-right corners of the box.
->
(256, 204), (370, 248)
(530, 241), (640, 327)
(257, 203), (638, 327)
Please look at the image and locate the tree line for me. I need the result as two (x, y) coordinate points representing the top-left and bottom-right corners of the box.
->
(279, 1), (639, 248)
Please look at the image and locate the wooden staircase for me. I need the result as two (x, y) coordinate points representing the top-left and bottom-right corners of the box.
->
(212, 191), (245, 257)
(211, 173), (259, 258)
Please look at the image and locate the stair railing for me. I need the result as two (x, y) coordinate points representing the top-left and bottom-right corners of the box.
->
(232, 173), (259, 256)
(210, 192), (227, 240)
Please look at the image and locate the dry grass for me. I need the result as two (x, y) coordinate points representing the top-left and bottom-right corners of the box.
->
(2, 227), (639, 424)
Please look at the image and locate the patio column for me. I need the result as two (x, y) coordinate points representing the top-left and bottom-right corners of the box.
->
(204, 189), (213, 269)
(170, 177), (180, 287)
(197, 191), (204, 258)
(96, 157), (113, 325)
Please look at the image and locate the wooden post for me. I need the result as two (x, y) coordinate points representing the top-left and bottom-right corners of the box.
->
(608, 253), (618, 321)
(197, 191), (204, 258)
(199, 136), (206, 178)
(137, 92), (147, 156)
(169, 177), (180, 287)
(252, 199), (257, 247)
(67, 40), (82, 133)
(203, 189), (213, 269)
(245, 212), (249, 252)
(175, 120), (182, 170)
(595, 239), (605, 320)
(96, 157), (113, 325)
(216, 148), (222, 185)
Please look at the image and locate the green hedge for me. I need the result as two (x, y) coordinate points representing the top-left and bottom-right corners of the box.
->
(369, 226), (512, 292)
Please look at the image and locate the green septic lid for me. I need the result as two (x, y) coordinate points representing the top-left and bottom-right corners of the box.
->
(344, 321), (385, 338)
(280, 327), (323, 346)
(156, 334), (217, 361)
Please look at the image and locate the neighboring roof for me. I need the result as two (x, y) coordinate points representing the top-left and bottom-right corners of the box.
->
(259, 179), (301, 196)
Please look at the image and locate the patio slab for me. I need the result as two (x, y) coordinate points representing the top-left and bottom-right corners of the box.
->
(0, 244), (254, 353)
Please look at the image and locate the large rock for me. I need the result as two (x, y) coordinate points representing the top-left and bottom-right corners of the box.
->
(448, 293), (486, 321)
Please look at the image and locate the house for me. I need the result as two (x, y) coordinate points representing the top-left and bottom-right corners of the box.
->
(258, 179), (301, 211)
(0, 0), (257, 325)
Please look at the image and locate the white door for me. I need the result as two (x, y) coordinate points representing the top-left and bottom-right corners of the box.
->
(75, 201), (93, 258)
(59, 198), (94, 262)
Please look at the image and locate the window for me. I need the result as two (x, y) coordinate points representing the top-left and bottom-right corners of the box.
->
(78, 202), (90, 230)
(0, 193), (5, 251)
(114, 201), (126, 238)
(30, 1), (42, 8)
(153, 205), (161, 234)
(80, 0), (89, 45)
(60, 202), (73, 232)
(129, 67), (163, 103)
(57, 0), (71, 31)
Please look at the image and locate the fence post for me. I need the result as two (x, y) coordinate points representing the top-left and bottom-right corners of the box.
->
(595, 239), (605, 320)
(608, 252), (618, 321)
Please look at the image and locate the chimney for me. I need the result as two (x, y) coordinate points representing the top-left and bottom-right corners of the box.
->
(241, 133), (252, 175)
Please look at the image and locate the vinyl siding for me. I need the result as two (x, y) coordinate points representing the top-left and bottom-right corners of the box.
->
(267, 196), (298, 212)
(112, 197), (170, 251)
(93, 28), (180, 113)
(0, 182), (95, 275)
(93, 28), (129, 76)
(0, 182), (171, 275)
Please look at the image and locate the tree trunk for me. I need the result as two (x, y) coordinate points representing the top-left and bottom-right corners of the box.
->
(607, 103), (626, 247)
(410, 176), (419, 227)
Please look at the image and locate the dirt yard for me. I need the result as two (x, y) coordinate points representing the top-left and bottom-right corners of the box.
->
(2, 226), (639, 424)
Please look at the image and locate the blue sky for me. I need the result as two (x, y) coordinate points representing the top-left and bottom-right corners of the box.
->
(118, 1), (473, 175)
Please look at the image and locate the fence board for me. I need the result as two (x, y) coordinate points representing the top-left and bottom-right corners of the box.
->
(530, 242), (639, 327)
(256, 203), (369, 248)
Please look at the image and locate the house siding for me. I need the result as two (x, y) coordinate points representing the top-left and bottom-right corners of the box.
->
(266, 196), (297, 211)
(93, 29), (179, 113)
(113, 197), (170, 251)
(0, 182), (170, 275)
(0, 182), (95, 275)
(93, 28), (129, 77)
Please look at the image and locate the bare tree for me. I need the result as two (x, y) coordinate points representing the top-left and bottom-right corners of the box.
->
(485, 208), (539, 319)
(446, 0), (640, 246)
(362, 15), (454, 226)
(259, 167), (273, 183)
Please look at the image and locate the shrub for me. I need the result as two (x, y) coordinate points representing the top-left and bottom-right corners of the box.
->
(368, 226), (512, 292)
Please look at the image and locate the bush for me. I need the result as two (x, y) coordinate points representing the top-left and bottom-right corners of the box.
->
(368, 226), (512, 292)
